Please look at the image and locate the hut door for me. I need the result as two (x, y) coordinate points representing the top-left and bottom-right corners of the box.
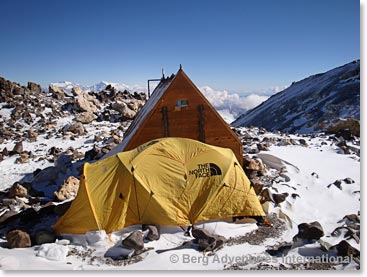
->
(198, 104), (205, 142)
(162, 106), (169, 137)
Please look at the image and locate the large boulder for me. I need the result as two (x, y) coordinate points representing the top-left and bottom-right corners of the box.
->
(71, 86), (83, 96)
(11, 141), (23, 155)
(143, 225), (160, 241)
(75, 112), (97, 124)
(54, 176), (80, 201)
(126, 100), (144, 112)
(27, 82), (42, 93)
(294, 221), (324, 240)
(8, 182), (28, 198)
(73, 87), (100, 113)
(272, 192), (289, 204)
(122, 230), (144, 252)
(331, 240), (360, 258)
(32, 166), (62, 186)
(192, 227), (225, 252)
(111, 102), (136, 119)
(66, 122), (86, 135)
(49, 85), (66, 99)
(7, 230), (31, 248)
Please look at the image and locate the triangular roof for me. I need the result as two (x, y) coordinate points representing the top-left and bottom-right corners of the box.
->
(104, 74), (175, 158)
(105, 68), (241, 159)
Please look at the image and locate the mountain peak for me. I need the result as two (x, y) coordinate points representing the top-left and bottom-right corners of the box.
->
(232, 60), (360, 134)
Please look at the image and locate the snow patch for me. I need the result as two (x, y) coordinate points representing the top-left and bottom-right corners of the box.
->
(36, 243), (69, 262)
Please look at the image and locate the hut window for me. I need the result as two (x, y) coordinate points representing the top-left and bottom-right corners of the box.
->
(176, 100), (189, 107)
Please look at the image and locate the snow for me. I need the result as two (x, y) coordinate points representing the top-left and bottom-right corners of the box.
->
(0, 103), (13, 121)
(36, 243), (69, 261)
(0, 126), (360, 270)
(268, 144), (360, 236)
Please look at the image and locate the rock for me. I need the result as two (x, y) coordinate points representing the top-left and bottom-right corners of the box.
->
(272, 193), (289, 204)
(247, 159), (266, 174)
(2, 147), (9, 156)
(259, 188), (274, 204)
(257, 143), (269, 151)
(327, 179), (342, 190)
(343, 177), (355, 184)
(279, 173), (291, 182)
(32, 166), (61, 186)
(122, 230), (144, 251)
(8, 182), (28, 198)
(55, 154), (72, 171)
(12, 141), (23, 154)
(75, 112), (97, 124)
(331, 240), (360, 257)
(75, 91), (100, 113)
(336, 129), (353, 141)
(67, 122), (85, 135)
(145, 225), (160, 241)
(104, 246), (134, 260)
(191, 227), (225, 252)
(252, 182), (263, 195)
(311, 172), (319, 178)
(15, 152), (29, 164)
(294, 221), (324, 240)
(0, 210), (18, 224)
(54, 176), (80, 201)
(319, 238), (333, 251)
(84, 146), (101, 161)
(1, 198), (18, 206)
(71, 86), (83, 96)
(33, 230), (57, 245)
(49, 85), (65, 99)
(111, 102), (136, 119)
(291, 193), (300, 199)
(342, 214), (360, 224)
(27, 130), (38, 141)
(298, 139), (308, 146)
(266, 242), (292, 257)
(27, 82), (42, 93)
(6, 230), (31, 248)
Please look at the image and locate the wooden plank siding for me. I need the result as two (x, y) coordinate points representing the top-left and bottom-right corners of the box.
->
(123, 69), (243, 164)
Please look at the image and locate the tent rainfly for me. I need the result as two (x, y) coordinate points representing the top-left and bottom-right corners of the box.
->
(53, 138), (264, 234)
(105, 67), (243, 164)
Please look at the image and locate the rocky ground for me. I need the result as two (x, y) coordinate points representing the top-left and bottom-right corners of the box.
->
(0, 76), (361, 270)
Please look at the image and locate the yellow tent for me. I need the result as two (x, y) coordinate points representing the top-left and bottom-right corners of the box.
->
(53, 138), (264, 234)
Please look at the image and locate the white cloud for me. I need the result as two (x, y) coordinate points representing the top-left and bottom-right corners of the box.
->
(200, 86), (269, 123)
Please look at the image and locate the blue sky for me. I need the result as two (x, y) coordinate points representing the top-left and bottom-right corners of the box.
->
(0, 0), (360, 94)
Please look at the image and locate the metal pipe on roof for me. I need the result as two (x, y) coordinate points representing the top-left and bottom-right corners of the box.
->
(147, 78), (161, 98)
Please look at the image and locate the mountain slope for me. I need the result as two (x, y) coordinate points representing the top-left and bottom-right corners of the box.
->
(232, 60), (360, 133)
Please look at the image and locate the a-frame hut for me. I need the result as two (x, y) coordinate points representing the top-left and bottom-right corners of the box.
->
(106, 67), (243, 164)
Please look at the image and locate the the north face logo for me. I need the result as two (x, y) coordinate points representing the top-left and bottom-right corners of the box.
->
(189, 163), (222, 178)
